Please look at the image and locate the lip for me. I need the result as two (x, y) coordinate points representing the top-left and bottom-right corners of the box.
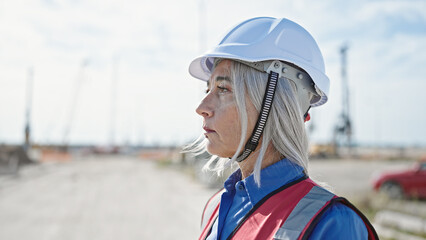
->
(203, 126), (216, 134)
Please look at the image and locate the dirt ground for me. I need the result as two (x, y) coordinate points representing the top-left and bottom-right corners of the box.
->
(308, 158), (414, 200)
(0, 156), (422, 240)
(0, 156), (217, 240)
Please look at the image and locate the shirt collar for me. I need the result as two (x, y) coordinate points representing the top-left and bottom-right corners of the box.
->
(224, 158), (306, 205)
(224, 168), (242, 194)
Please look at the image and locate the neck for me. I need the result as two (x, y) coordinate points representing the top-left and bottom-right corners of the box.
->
(237, 143), (282, 179)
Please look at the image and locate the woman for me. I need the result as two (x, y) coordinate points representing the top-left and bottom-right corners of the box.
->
(188, 17), (378, 240)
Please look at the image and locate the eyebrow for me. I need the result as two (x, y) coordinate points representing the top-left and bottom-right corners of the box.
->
(216, 76), (231, 82)
(207, 76), (231, 87)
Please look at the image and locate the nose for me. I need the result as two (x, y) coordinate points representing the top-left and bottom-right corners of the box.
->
(196, 95), (213, 118)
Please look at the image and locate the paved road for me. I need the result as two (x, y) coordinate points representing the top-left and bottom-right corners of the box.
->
(0, 156), (217, 240)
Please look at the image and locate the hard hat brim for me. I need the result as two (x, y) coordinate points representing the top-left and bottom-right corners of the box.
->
(189, 53), (329, 107)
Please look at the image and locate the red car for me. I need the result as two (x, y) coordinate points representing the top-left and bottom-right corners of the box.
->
(372, 161), (426, 199)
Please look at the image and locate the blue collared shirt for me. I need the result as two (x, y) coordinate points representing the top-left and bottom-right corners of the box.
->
(206, 158), (367, 240)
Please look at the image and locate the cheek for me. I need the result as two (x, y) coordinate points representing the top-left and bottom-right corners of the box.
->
(218, 119), (242, 157)
(219, 105), (241, 137)
(219, 100), (258, 145)
(224, 114), (242, 143)
(213, 104), (242, 153)
(245, 100), (259, 139)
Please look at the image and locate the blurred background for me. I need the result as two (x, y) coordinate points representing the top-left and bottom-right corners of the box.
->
(0, 0), (425, 239)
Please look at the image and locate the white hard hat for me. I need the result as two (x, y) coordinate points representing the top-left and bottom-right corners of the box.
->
(189, 17), (330, 107)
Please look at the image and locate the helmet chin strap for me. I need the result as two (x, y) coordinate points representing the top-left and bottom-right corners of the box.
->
(235, 61), (311, 162)
(235, 67), (279, 162)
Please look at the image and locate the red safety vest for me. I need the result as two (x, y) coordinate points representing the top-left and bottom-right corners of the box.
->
(199, 177), (378, 240)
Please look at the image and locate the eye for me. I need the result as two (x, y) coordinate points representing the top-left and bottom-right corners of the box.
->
(217, 86), (229, 93)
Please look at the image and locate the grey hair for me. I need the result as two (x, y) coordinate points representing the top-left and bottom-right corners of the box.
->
(187, 59), (310, 185)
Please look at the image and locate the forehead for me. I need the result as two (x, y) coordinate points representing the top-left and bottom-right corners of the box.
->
(213, 59), (232, 72)
(208, 59), (232, 85)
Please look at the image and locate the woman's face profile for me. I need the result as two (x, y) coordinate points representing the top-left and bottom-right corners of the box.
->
(196, 60), (257, 158)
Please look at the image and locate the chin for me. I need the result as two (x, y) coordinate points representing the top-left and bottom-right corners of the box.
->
(206, 142), (234, 158)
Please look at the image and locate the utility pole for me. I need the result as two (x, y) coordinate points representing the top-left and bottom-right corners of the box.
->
(24, 67), (34, 151)
(63, 59), (89, 149)
(110, 56), (119, 148)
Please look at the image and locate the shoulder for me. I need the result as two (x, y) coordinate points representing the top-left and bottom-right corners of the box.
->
(309, 201), (368, 239)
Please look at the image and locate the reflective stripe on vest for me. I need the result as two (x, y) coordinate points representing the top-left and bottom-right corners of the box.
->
(199, 188), (225, 240)
(273, 186), (334, 240)
(201, 188), (225, 230)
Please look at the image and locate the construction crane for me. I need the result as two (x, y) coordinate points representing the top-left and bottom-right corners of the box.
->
(333, 44), (353, 157)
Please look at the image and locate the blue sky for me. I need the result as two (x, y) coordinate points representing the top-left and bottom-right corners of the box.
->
(0, 0), (425, 146)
